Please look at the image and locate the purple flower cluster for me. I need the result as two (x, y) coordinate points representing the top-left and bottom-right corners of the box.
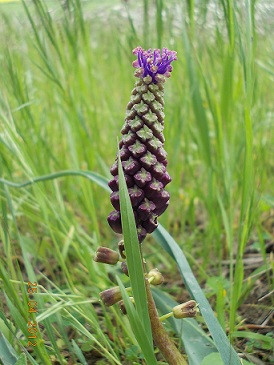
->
(107, 47), (177, 243)
(132, 47), (177, 83)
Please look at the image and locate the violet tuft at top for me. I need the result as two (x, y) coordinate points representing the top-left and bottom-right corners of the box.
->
(132, 47), (177, 84)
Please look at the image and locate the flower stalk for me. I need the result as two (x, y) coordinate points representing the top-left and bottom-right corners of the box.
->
(145, 278), (188, 365)
(101, 47), (193, 364)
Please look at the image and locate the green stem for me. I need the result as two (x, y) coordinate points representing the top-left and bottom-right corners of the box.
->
(159, 311), (173, 322)
(144, 278), (188, 365)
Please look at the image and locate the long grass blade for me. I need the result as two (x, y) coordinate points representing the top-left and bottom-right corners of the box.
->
(152, 224), (242, 365)
(117, 154), (153, 346)
(117, 277), (157, 364)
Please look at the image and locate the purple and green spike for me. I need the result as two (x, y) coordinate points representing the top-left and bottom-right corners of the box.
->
(107, 47), (177, 242)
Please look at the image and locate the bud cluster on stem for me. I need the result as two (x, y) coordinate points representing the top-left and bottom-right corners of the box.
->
(107, 47), (177, 243)
(97, 47), (198, 365)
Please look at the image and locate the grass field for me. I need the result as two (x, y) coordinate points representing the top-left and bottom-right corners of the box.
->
(0, 0), (273, 364)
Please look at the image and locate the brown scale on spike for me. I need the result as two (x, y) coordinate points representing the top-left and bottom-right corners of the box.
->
(107, 47), (177, 242)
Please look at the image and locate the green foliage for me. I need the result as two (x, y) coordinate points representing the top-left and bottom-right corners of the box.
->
(0, 331), (18, 365)
(153, 288), (217, 365)
(153, 225), (241, 365)
(15, 354), (28, 365)
(124, 345), (145, 361)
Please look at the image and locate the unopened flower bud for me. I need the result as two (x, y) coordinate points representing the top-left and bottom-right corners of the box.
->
(118, 297), (135, 315)
(121, 261), (129, 276)
(107, 210), (122, 234)
(99, 287), (122, 307)
(94, 247), (119, 265)
(147, 268), (164, 285)
(118, 300), (127, 315)
(118, 240), (126, 259)
(172, 300), (198, 319)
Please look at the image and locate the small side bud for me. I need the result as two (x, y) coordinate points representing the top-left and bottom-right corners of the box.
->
(118, 240), (126, 259)
(121, 261), (129, 276)
(118, 297), (135, 315)
(94, 247), (119, 265)
(118, 300), (127, 315)
(147, 268), (164, 285)
(172, 300), (198, 319)
(99, 287), (122, 307)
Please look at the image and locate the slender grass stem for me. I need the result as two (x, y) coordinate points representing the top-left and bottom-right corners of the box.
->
(0, 170), (110, 191)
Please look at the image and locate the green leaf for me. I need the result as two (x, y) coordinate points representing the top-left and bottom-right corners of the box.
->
(152, 288), (217, 365)
(15, 354), (28, 365)
(0, 315), (15, 343)
(0, 331), (18, 365)
(117, 154), (153, 347)
(201, 352), (224, 365)
(152, 224), (242, 365)
(231, 331), (274, 346)
(201, 353), (256, 365)
(117, 277), (157, 365)
(71, 340), (88, 365)
(242, 361), (256, 365)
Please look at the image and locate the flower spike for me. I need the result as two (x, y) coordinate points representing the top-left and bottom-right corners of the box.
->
(107, 47), (177, 242)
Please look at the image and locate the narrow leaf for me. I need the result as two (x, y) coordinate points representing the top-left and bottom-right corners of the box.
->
(0, 331), (18, 365)
(15, 354), (28, 365)
(117, 277), (157, 364)
(117, 154), (153, 346)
